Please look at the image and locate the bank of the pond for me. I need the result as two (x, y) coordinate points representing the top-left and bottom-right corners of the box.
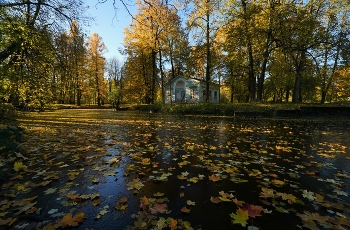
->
(11, 102), (350, 118)
(135, 103), (350, 118)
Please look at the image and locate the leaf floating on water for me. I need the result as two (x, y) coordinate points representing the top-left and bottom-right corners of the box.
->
(260, 188), (274, 198)
(208, 174), (221, 182)
(181, 206), (191, 213)
(14, 162), (27, 172)
(210, 196), (222, 204)
(117, 196), (128, 203)
(230, 208), (249, 227)
(56, 212), (85, 227)
(186, 200), (195, 206)
(153, 192), (164, 197)
(302, 190), (316, 201)
(150, 203), (168, 214)
(126, 178), (144, 191)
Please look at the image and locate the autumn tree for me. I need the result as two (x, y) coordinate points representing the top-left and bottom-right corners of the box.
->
(311, 1), (350, 104)
(106, 57), (124, 108)
(0, 0), (88, 107)
(186, 0), (223, 102)
(86, 33), (107, 106)
(54, 21), (87, 105)
(123, 0), (186, 104)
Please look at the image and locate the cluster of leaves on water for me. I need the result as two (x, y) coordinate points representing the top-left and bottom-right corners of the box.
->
(0, 110), (349, 230)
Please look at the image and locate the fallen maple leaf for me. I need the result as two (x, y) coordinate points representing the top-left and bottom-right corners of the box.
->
(260, 188), (274, 198)
(181, 206), (191, 213)
(56, 212), (85, 227)
(276, 192), (296, 204)
(66, 192), (80, 200)
(168, 218), (177, 230)
(2, 182), (12, 189)
(14, 161), (27, 172)
(41, 223), (56, 230)
(233, 198), (244, 206)
(210, 196), (222, 204)
(186, 200), (196, 206)
(302, 190), (316, 201)
(95, 209), (109, 219)
(242, 203), (263, 218)
(156, 217), (167, 229)
(209, 174), (221, 182)
(271, 179), (284, 186)
(92, 199), (101, 206)
(150, 203), (167, 214)
(117, 196), (128, 203)
(126, 178), (144, 190)
(230, 208), (249, 227)
(188, 177), (198, 183)
(141, 158), (150, 165)
(153, 192), (164, 197)
(315, 193), (324, 202)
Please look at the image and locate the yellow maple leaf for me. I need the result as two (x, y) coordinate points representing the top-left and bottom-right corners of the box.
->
(188, 177), (198, 183)
(14, 161), (27, 172)
(277, 192), (296, 203)
(154, 192), (164, 197)
(260, 187), (274, 198)
(271, 179), (285, 186)
(141, 158), (150, 165)
(126, 178), (144, 190)
(230, 208), (249, 227)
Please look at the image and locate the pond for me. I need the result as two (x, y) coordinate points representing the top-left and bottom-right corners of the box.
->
(2, 109), (350, 230)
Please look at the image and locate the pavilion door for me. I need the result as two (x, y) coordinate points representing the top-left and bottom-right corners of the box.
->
(176, 90), (185, 101)
(175, 80), (185, 102)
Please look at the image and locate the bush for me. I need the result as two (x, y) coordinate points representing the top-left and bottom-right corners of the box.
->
(0, 103), (17, 123)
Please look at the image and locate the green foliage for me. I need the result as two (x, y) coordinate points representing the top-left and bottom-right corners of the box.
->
(0, 125), (24, 154)
(156, 103), (281, 116)
(109, 88), (120, 102)
(0, 103), (17, 123)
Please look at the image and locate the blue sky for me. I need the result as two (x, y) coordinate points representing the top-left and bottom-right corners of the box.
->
(85, 0), (136, 61)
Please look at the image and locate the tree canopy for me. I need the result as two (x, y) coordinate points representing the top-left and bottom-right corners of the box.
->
(1, 0), (350, 107)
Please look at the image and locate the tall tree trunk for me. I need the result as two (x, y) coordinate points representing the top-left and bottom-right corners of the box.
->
(241, 0), (255, 102)
(169, 40), (175, 80)
(205, 7), (211, 103)
(141, 52), (149, 104)
(321, 42), (340, 104)
(75, 57), (81, 106)
(151, 49), (157, 104)
(159, 46), (165, 104)
(230, 83), (234, 103)
(257, 31), (271, 102)
(292, 50), (305, 103)
(95, 58), (101, 106)
(285, 88), (290, 103)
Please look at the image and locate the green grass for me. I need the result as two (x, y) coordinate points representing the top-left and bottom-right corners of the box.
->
(135, 103), (301, 116)
(132, 102), (350, 116)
